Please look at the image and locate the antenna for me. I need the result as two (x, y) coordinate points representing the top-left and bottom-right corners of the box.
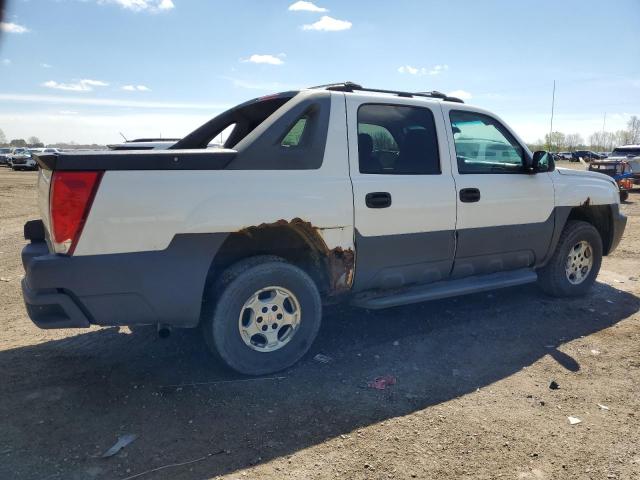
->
(548, 80), (556, 152)
(119, 132), (128, 142)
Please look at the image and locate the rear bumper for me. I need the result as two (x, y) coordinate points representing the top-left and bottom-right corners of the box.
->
(21, 227), (228, 330)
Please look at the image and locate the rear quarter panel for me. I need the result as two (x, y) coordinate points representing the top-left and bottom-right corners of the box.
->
(73, 93), (354, 257)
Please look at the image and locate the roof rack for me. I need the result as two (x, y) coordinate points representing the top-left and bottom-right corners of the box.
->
(310, 81), (464, 103)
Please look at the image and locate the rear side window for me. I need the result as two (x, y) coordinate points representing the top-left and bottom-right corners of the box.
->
(281, 117), (308, 147)
(357, 104), (440, 174)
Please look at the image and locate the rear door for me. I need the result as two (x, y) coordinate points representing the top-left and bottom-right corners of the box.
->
(441, 105), (556, 278)
(347, 96), (457, 291)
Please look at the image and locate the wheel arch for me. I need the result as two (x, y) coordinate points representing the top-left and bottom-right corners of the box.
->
(559, 204), (615, 255)
(204, 219), (354, 303)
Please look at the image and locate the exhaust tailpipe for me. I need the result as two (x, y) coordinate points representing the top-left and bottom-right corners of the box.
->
(157, 324), (172, 339)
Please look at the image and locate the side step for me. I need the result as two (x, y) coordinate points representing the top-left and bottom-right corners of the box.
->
(350, 269), (538, 310)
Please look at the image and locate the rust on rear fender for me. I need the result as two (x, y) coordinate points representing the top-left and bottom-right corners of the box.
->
(237, 218), (354, 295)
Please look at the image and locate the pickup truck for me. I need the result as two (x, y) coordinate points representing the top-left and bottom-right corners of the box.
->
(21, 82), (626, 375)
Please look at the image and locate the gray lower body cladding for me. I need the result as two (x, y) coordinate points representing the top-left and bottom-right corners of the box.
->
(22, 234), (228, 329)
(20, 203), (626, 329)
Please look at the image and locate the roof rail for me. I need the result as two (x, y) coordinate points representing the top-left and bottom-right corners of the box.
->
(310, 82), (464, 103)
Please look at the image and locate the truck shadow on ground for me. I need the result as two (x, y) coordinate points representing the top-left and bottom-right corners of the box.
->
(0, 281), (638, 479)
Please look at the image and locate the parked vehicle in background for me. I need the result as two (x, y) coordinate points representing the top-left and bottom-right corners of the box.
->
(9, 148), (37, 170)
(571, 150), (602, 162)
(0, 147), (11, 165)
(557, 152), (573, 161)
(42, 148), (62, 154)
(598, 152), (610, 158)
(588, 158), (633, 201)
(21, 82), (626, 375)
(106, 138), (180, 151)
(608, 145), (640, 184)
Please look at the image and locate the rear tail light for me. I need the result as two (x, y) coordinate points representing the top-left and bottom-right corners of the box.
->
(50, 171), (103, 255)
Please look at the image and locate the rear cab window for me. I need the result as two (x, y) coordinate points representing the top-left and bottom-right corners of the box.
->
(357, 104), (440, 174)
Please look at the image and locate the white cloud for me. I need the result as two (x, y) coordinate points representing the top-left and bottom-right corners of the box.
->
(59, 110), (79, 115)
(41, 63), (53, 68)
(2, 59), (11, 66)
(398, 65), (420, 75)
(0, 22), (30, 34)
(448, 90), (472, 100)
(99, 0), (174, 12)
(42, 79), (110, 92)
(302, 15), (352, 31)
(122, 84), (151, 91)
(428, 64), (449, 75)
(398, 64), (449, 76)
(288, 1), (327, 12)
(0, 92), (230, 110)
(242, 54), (285, 66)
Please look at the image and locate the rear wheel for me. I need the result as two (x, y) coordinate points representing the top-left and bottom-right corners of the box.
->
(537, 220), (602, 297)
(202, 256), (322, 375)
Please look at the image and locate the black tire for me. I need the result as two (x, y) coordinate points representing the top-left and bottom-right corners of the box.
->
(620, 191), (629, 202)
(202, 256), (322, 375)
(537, 220), (602, 297)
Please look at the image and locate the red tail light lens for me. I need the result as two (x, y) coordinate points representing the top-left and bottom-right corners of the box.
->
(50, 171), (103, 255)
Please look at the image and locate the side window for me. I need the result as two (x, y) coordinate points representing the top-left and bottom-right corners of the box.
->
(357, 104), (440, 175)
(450, 111), (526, 174)
(281, 117), (308, 147)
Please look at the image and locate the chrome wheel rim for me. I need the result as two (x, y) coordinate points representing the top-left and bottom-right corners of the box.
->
(238, 286), (301, 352)
(565, 240), (593, 285)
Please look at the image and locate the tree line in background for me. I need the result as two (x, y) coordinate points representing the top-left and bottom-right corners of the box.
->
(3, 115), (639, 154)
(0, 128), (45, 148)
(528, 116), (640, 153)
(0, 128), (105, 150)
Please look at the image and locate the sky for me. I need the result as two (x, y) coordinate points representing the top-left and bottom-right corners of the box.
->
(0, 0), (639, 145)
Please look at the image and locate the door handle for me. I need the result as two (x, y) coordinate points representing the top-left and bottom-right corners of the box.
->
(365, 192), (392, 209)
(459, 188), (481, 203)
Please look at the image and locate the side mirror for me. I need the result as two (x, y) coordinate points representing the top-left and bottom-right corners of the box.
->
(531, 150), (549, 173)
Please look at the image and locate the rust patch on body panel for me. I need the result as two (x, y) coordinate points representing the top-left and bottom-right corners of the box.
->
(238, 218), (354, 295)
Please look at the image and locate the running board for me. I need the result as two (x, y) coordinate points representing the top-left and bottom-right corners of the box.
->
(351, 269), (538, 310)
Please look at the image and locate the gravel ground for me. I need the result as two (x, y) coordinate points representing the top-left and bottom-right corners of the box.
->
(0, 164), (638, 480)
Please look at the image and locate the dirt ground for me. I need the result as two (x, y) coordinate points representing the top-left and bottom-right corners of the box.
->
(0, 164), (639, 480)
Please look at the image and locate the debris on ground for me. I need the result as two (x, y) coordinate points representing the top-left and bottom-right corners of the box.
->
(367, 375), (397, 390)
(597, 404), (610, 410)
(120, 450), (226, 480)
(101, 434), (137, 458)
(567, 416), (582, 425)
(313, 353), (332, 364)
(591, 349), (601, 355)
(0, 277), (9, 282)
(549, 380), (560, 390)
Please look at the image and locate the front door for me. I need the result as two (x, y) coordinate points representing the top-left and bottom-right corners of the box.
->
(442, 106), (556, 278)
(347, 97), (457, 291)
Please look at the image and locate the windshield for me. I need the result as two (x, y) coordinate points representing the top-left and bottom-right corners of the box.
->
(14, 148), (29, 154)
(0, 148), (10, 153)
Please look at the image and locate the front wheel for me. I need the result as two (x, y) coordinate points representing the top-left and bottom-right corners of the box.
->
(202, 256), (322, 375)
(537, 220), (603, 297)
(620, 191), (629, 202)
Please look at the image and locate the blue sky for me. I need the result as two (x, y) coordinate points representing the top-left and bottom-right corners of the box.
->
(0, 0), (638, 144)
